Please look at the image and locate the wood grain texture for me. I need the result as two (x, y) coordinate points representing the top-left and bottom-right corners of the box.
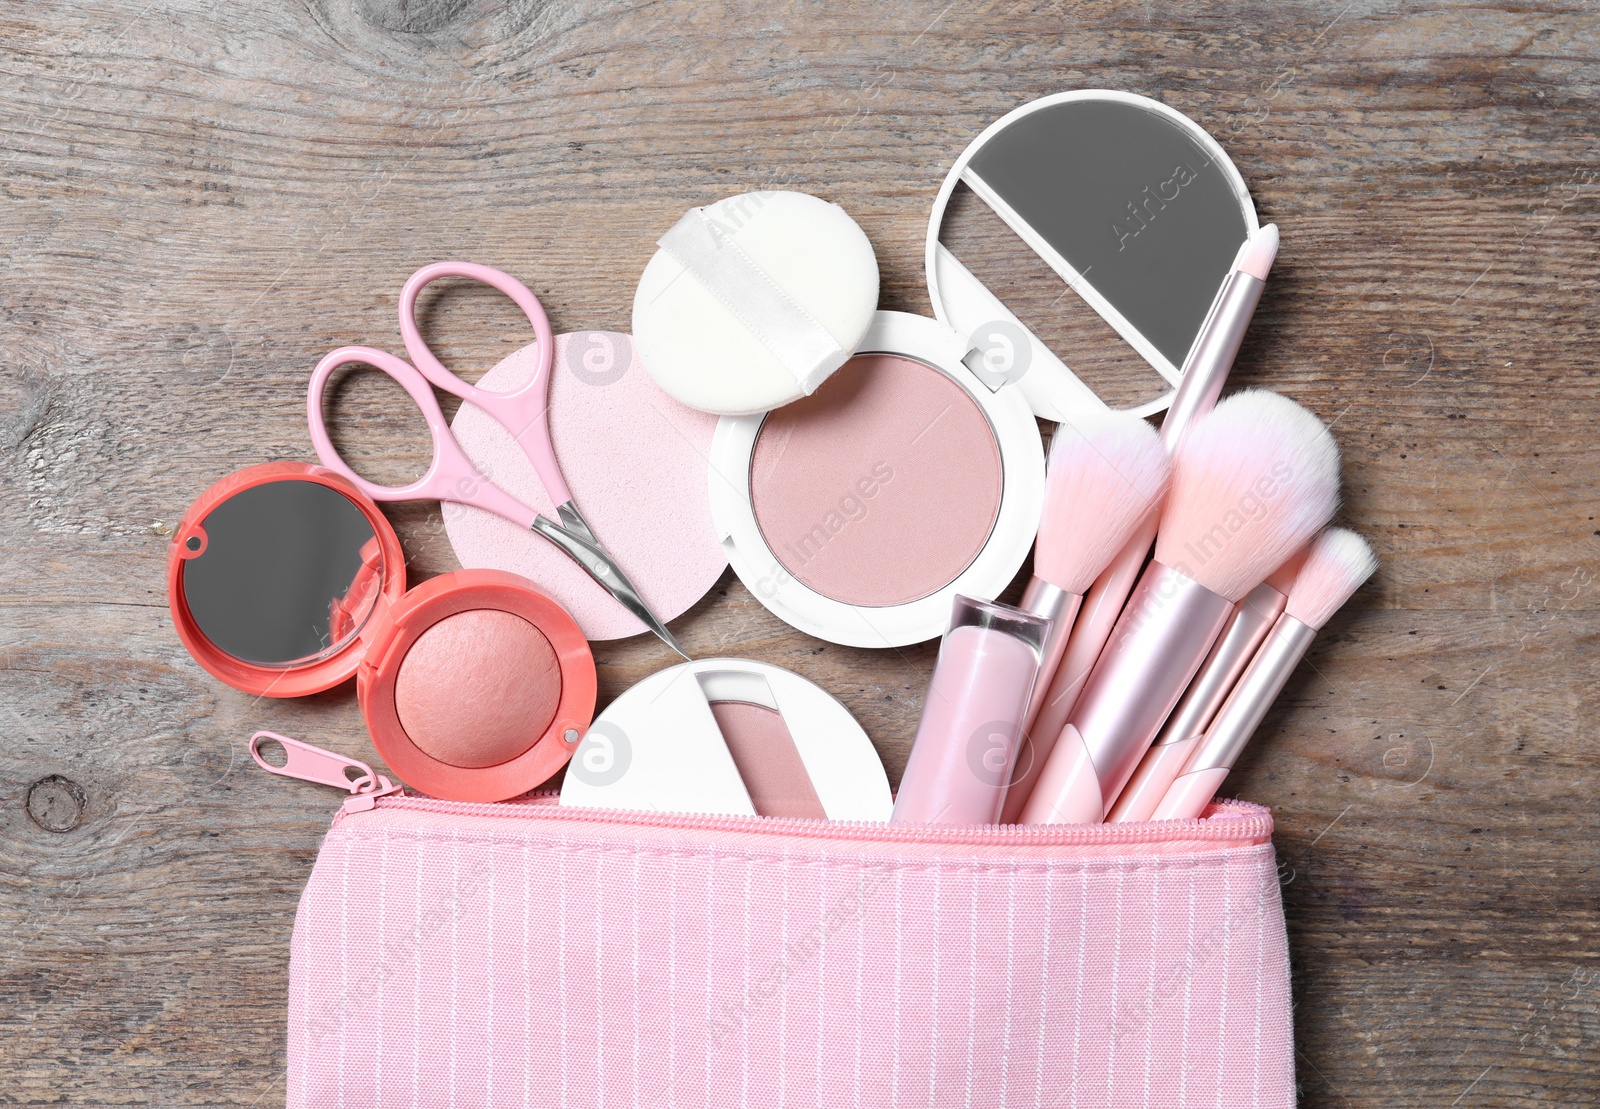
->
(2, 0), (1598, 1104)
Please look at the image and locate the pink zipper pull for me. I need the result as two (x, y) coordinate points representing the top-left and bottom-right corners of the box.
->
(249, 731), (403, 812)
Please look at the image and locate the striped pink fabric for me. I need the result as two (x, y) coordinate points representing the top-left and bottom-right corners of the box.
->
(287, 798), (1292, 1108)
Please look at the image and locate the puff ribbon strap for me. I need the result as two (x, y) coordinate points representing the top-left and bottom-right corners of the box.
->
(656, 205), (845, 394)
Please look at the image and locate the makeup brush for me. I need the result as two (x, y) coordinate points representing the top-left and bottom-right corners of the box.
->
(1024, 224), (1281, 758)
(999, 408), (1171, 823)
(1106, 543), (1308, 823)
(1020, 388), (1340, 824)
(1150, 528), (1377, 820)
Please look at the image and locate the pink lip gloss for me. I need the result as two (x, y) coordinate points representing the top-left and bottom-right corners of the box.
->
(892, 596), (1049, 825)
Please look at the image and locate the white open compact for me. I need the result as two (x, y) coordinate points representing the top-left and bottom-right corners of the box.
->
(560, 658), (892, 820)
(925, 90), (1259, 420)
(708, 311), (1045, 648)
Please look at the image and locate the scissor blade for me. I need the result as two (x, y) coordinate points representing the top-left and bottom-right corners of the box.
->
(531, 511), (692, 660)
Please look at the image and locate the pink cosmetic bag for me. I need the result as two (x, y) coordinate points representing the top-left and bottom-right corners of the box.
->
(283, 787), (1293, 1107)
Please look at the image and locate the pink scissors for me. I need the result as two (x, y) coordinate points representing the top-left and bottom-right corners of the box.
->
(306, 261), (689, 658)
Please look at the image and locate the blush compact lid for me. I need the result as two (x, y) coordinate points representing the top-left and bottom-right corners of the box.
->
(925, 90), (1259, 421)
(708, 311), (1045, 649)
(167, 462), (408, 698)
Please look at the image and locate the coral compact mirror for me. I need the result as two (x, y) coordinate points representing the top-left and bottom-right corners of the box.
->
(168, 462), (406, 697)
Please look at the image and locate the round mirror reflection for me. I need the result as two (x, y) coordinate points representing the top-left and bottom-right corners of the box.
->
(180, 479), (383, 667)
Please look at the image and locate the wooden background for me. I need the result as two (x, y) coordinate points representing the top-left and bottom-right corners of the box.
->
(2, 0), (1597, 1104)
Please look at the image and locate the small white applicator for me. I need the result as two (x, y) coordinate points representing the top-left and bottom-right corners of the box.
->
(1106, 544), (1308, 823)
(1021, 389), (1340, 825)
(999, 408), (1171, 823)
(1150, 528), (1377, 820)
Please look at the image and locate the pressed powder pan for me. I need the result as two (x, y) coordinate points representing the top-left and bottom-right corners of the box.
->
(748, 351), (1003, 608)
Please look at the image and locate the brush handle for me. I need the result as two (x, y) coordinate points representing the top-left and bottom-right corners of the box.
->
(1183, 614), (1316, 776)
(1149, 766), (1233, 821)
(1149, 616), (1315, 821)
(1105, 579), (1289, 822)
(1152, 611), (1312, 816)
(1106, 735), (1206, 822)
(1021, 513), (1156, 771)
(1021, 562), (1234, 824)
(1019, 579), (1083, 720)
(1019, 724), (1106, 823)
(1161, 261), (1269, 454)
(1154, 580), (1288, 751)
(1000, 580), (1085, 823)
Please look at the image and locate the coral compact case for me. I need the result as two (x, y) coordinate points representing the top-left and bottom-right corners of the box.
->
(168, 462), (596, 802)
(708, 311), (1045, 648)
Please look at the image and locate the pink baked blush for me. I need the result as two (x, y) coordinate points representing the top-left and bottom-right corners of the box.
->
(394, 608), (562, 768)
(749, 353), (1004, 607)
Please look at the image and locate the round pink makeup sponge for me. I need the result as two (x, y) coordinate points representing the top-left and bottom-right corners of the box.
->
(394, 609), (561, 768)
(443, 332), (727, 640)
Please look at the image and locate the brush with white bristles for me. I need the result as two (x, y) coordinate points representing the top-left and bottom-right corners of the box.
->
(1149, 527), (1378, 820)
(1020, 389), (1341, 824)
(999, 408), (1171, 822)
(1154, 388), (1343, 601)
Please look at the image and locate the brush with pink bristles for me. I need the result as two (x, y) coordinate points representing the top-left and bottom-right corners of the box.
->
(999, 409), (1171, 822)
(1020, 389), (1341, 824)
(1150, 527), (1378, 820)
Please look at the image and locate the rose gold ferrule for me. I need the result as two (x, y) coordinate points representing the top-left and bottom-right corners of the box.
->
(1185, 614), (1317, 774)
(1065, 561), (1235, 809)
(1019, 577), (1083, 734)
(1149, 580), (1287, 749)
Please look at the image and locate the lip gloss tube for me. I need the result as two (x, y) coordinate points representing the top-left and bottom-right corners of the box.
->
(892, 596), (1049, 825)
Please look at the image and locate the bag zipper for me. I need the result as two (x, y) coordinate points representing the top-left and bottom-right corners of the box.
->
(253, 733), (1272, 847)
(249, 730), (404, 811)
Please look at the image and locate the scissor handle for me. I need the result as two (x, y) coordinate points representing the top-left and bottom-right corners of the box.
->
(306, 345), (538, 529)
(397, 262), (572, 506)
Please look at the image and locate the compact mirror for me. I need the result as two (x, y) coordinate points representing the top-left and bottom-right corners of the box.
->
(181, 481), (380, 666)
(926, 91), (1258, 421)
(168, 463), (406, 697)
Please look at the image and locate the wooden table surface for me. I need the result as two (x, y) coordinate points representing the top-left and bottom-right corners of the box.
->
(2, 0), (1597, 1104)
